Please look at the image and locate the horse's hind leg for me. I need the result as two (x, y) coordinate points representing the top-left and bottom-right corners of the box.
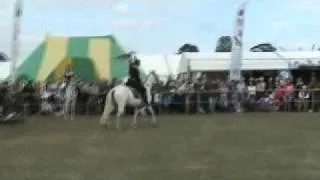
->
(100, 102), (114, 129)
(115, 105), (125, 131)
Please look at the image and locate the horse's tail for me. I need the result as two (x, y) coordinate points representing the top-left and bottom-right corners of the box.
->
(110, 89), (117, 107)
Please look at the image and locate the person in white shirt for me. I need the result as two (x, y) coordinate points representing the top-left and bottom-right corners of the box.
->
(297, 85), (309, 112)
(247, 81), (256, 100)
(256, 77), (266, 99)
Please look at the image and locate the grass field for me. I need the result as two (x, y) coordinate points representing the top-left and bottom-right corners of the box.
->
(0, 113), (320, 180)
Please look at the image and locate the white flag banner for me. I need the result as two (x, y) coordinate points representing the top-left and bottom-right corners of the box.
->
(229, 1), (248, 81)
(10, 0), (23, 82)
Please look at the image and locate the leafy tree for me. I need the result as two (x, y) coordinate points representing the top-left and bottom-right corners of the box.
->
(250, 43), (277, 52)
(177, 43), (199, 54)
(215, 36), (232, 52)
(0, 52), (9, 61)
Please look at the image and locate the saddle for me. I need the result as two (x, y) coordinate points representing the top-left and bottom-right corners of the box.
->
(128, 87), (141, 99)
(125, 79), (140, 98)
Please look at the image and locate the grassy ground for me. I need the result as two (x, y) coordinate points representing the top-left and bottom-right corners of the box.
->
(0, 113), (320, 180)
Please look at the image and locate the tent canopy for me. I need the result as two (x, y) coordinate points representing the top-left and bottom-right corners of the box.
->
(48, 57), (98, 82)
(13, 35), (137, 82)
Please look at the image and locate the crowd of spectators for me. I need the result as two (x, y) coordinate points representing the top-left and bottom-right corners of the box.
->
(157, 73), (320, 113)
(0, 72), (320, 120)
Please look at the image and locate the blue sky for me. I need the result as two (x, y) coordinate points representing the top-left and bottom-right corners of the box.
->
(0, 0), (320, 60)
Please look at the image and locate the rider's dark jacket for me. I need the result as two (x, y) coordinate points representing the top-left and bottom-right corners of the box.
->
(129, 62), (141, 82)
(127, 59), (147, 104)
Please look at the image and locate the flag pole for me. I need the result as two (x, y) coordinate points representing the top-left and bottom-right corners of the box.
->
(229, 0), (248, 113)
(229, 0), (248, 82)
(10, 0), (23, 83)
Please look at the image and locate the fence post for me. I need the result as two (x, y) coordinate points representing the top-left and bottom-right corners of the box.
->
(157, 93), (162, 114)
(311, 90), (315, 112)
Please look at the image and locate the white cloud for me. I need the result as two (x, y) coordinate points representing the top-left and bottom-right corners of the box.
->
(26, 0), (189, 8)
(271, 20), (289, 29)
(111, 2), (129, 14)
(110, 17), (167, 28)
(284, 0), (320, 11)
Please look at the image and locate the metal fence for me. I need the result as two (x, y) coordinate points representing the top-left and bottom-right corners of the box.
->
(1, 89), (320, 118)
(154, 89), (320, 114)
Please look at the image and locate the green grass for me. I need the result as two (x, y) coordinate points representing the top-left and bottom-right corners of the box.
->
(0, 113), (320, 180)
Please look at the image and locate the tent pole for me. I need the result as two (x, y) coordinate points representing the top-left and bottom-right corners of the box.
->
(10, 0), (23, 83)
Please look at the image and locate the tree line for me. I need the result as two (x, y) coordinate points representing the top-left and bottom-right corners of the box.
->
(177, 35), (278, 54)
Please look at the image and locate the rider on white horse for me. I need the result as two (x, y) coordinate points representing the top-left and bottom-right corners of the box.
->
(125, 57), (148, 105)
(99, 51), (158, 130)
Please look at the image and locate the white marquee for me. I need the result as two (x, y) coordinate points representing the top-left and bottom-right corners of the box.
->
(177, 51), (320, 73)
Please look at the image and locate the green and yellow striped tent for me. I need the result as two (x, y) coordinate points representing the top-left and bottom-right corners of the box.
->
(15, 35), (134, 82)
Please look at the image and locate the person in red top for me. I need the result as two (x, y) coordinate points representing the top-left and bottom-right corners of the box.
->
(275, 85), (286, 102)
(284, 79), (295, 111)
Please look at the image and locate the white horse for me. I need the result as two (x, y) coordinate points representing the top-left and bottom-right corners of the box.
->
(63, 79), (78, 120)
(100, 71), (159, 130)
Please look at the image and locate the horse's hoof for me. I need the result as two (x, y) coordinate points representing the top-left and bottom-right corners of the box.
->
(131, 124), (138, 129)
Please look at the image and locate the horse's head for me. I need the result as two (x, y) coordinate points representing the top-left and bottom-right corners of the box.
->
(144, 71), (160, 88)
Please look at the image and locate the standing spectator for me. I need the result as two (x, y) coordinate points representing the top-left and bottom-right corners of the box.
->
(0, 82), (10, 115)
(256, 77), (266, 99)
(247, 80), (256, 110)
(236, 78), (246, 112)
(274, 76), (281, 88)
(267, 77), (274, 94)
(309, 73), (317, 89)
(295, 77), (304, 89)
(275, 83), (286, 110)
(297, 85), (310, 112)
(208, 79), (220, 113)
(283, 79), (295, 111)
(218, 81), (228, 111)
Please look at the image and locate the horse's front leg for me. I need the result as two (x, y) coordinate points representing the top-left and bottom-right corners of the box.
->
(146, 105), (158, 128)
(63, 100), (69, 120)
(115, 106), (125, 131)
